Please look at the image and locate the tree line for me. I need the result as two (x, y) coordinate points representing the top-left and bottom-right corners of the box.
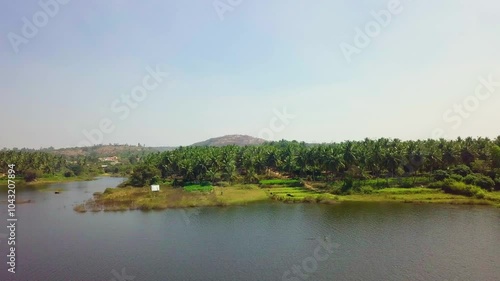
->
(2, 137), (500, 192)
(0, 151), (103, 181)
(129, 136), (500, 191)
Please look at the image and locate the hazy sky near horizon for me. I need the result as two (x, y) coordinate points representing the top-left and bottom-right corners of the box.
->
(1, 0), (500, 148)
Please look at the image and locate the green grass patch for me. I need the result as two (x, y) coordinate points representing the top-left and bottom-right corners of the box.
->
(183, 184), (213, 192)
(373, 187), (440, 195)
(213, 186), (268, 205)
(259, 179), (301, 186)
(227, 184), (260, 190)
(353, 177), (432, 188)
(266, 186), (337, 203)
(484, 191), (500, 207)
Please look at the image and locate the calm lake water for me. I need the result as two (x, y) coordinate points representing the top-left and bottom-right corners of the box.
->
(1, 177), (499, 281)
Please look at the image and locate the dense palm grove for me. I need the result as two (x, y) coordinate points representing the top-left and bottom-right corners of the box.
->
(0, 151), (65, 174)
(0, 151), (100, 181)
(0, 144), (159, 182)
(131, 137), (500, 192)
(2, 137), (500, 193)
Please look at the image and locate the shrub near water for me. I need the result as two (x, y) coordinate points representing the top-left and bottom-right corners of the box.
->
(23, 169), (39, 182)
(433, 170), (449, 181)
(463, 174), (495, 191)
(450, 174), (464, 182)
(429, 179), (486, 198)
(451, 165), (473, 177)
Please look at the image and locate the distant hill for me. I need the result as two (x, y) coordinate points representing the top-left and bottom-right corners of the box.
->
(4, 135), (267, 156)
(191, 135), (267, 147)
(149, 146), (178, 152)
(43, 145), (175, 158)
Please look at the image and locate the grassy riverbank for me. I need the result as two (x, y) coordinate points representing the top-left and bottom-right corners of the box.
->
(0, 174), (97, 186)
(74, 184), (270, 212)
(74, 181), (500, 212)
(340, 188), (500, 206)
(266, 186), (500, 206)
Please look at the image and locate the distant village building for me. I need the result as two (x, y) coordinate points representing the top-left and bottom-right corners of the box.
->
(98, 156), (120, 165)
(151, 185), (160, 192)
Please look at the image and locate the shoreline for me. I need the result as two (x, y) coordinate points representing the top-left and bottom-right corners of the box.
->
(74, 184), (500, 212)
(0, 173), (125, 187)
(0, 177), (93, 186)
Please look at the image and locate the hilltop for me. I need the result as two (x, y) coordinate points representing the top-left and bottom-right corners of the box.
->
(190, 135), (267, 147)
(1, 135), (268, 157)
(41, 145), (175, 158)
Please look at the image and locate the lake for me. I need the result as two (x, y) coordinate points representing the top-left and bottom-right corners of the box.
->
(1, 177), (499, 280)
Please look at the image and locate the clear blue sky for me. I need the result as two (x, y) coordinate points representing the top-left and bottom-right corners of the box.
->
(1, 0), (500, 148)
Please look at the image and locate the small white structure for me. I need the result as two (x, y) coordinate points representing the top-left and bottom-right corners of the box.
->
(151, 185), (160, 192)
